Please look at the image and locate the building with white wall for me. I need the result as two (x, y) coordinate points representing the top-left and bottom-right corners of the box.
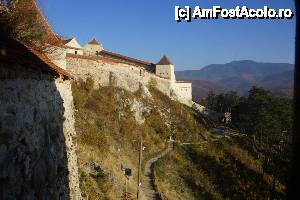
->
(155, 55), (192, 105)
(63, 38), (83, 55)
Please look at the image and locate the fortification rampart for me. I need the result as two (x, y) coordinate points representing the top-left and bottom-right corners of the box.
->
(66, 54), (192, 106)
(66, 54), (192, 105)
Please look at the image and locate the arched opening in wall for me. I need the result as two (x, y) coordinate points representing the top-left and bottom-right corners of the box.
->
(75, 51), (77, 55)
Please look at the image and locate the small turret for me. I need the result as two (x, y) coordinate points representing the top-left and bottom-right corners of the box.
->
(155, 55), (175, 81)
(156, 55), (172, 65)
(83, 38), (104, 56)
(88, 38), (100, 45)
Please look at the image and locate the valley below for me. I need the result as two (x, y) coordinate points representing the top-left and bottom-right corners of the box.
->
(176, 60), (294, 100)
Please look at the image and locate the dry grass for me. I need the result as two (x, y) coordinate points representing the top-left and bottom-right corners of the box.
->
(153, 144), (222, 200)
(153, 138), (287, 200)
(73, 81), (286, 200)
(221, 140), (263, 173)
(72, 81), (207, 199)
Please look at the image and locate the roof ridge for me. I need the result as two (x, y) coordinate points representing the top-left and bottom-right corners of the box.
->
(88, 38), (99, 45)
(100, 50), (151, 66)
(156, 55), (172, 65)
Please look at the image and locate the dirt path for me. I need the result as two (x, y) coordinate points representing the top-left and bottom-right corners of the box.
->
(142, 142), (173, 200)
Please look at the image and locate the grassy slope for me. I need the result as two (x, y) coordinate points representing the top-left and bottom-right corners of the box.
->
(72, 81), (207, 199)
(72, 80), (286, 200)
(153, 137), (286, 200)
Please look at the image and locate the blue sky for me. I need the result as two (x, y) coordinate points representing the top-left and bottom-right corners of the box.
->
(39, 0), (296, 70)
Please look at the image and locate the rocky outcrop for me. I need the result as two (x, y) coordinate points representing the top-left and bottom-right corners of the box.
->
(192, 102), (220, 120)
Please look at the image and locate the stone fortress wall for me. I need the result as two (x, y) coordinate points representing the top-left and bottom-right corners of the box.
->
(0, 39), (81, 199)
(66, 54), (191, 106)
(63, 38), (193, 106)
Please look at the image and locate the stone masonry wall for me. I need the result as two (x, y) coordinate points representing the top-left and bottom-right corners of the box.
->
(0, 63), (81, 199)
(173, 82), (193, 106)
(55, 79), (82, 200)
(66, 55), (192, 106)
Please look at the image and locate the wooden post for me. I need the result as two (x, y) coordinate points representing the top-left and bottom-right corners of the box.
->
(136, 137), (143, 200)
(125, 177), (128, 199)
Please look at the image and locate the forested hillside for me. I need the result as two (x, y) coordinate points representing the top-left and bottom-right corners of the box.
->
(176, 60), (294, 99)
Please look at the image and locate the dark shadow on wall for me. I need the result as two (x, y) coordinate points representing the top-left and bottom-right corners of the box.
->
(0, 38), (71, 199)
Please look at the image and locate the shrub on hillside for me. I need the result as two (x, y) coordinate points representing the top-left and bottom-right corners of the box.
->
(85, 77), (94, 92)
(78, 124), (107, 151)
(72, 82), (87, 108)
(148, 77), (157, 89)
(146, 110), (171, 139)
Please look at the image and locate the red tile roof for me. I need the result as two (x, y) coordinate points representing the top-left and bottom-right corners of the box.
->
(88, 38), (100, 45)
(156, 55), (172, 65)
(0, 38), (73, 79)
(66, 53), (125, 64)
(99, 50), (151, 66)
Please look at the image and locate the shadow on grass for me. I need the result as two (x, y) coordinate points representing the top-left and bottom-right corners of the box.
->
(184, 145), (284, 200)
(180, 173), (216, 200)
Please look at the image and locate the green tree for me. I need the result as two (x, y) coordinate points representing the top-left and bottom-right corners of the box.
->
(206, 91), (241, 113)
(206, 91), (217, 110)
(231, 86), (293, 199)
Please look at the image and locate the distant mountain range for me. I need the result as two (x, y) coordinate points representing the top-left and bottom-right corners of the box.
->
(176, 60), (294, 100)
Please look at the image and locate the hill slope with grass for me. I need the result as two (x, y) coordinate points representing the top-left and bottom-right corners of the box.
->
(72, 79), (207, 199)
(72, 79), (289, 200)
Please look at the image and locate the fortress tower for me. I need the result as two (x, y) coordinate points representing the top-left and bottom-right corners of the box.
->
(155, 55), (176, 81)
(83, 38), (104, 56)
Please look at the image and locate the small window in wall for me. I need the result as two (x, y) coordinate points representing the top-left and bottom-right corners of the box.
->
(75, 51), (77, 55)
